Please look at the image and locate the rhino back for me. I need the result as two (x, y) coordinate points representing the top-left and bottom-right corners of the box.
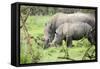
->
(62, 23), (92, 39)
(55, 12), (95, 28)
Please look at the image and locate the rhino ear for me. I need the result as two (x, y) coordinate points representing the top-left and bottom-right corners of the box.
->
(50, 23), (53, 29)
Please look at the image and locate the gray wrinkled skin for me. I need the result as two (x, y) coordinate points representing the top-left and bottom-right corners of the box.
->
(52, 23), (95, 48)
(44, 12), (95, 48)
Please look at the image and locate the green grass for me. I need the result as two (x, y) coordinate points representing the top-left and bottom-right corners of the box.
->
(20, 15), (96, 64)
(26, 15), (50, 36)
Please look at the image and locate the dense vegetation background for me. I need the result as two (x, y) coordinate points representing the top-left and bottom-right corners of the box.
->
(20, 5), (96, 64)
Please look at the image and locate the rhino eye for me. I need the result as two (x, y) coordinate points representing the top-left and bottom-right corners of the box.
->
(55, 32), (57, 34)
(55, 32), (59, 36)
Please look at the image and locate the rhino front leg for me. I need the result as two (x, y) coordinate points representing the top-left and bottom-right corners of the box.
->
(44, 39), (50, 49)
(66, 37), (72, 48)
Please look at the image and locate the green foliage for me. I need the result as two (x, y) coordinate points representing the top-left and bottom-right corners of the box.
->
(20, 16), (96, 64)
(20, 5), (95, 16)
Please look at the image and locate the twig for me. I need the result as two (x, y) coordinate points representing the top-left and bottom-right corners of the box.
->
(20, 8), (31, 29)
(82, 46), (92, 60)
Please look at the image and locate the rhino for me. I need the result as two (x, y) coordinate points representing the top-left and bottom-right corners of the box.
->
(52, 22), (95, 47)
(44, 12), (95, 48)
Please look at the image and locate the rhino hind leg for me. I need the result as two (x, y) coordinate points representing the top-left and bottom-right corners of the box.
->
(87, 34), (95, 45)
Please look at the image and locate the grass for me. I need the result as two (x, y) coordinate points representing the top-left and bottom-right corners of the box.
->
(20, 15), (96, 64)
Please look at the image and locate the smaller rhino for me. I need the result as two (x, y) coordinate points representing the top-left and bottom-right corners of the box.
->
(52, 22), (95, 47)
